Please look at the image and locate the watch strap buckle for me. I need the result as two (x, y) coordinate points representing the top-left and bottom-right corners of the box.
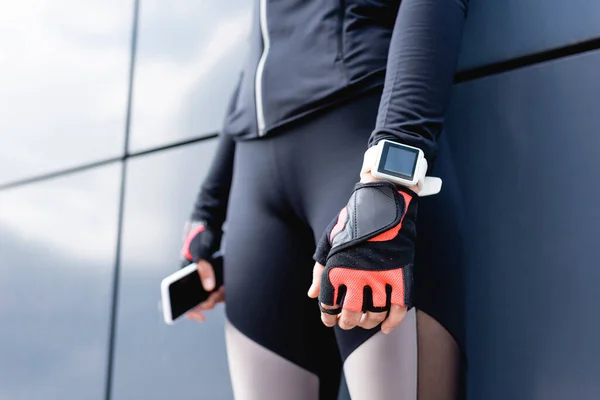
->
(417, 177), (442, 197)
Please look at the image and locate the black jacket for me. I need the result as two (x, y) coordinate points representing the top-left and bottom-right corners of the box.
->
(193, 0), (470, 227)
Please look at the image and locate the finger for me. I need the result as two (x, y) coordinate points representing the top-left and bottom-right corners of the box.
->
(197, 298), (216, 310)
(195, 287), (226, 313)
(205, 289), (224, 306)
(320, 303), (339, 327)
(196, 259), (215, 291)
(189, 299), (213, 315)
(206, 292), (221, 305)
(381, 304), (408, 334)
(358, 311), (387, 330)
(307, 262), (325, 298)
(186, 309), (206, 322)
(338, 308), (362, 330)
(213, 286), (226, 303)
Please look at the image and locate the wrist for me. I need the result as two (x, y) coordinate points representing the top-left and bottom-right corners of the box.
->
(360, 171), (420, 194)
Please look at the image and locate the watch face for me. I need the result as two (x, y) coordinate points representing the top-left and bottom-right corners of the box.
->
(378, 142), (419, 181)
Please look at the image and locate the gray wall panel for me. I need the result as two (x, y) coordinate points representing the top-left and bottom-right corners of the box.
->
(128, 1), (252, 152)
(112, 139), (233, 399)
(0, 1), (132, 184)
(0, 164), (121, 399)
(458, 0), (600, 70)
(445, 50), (600, 399)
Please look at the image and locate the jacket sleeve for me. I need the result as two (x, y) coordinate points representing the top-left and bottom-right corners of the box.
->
(369, 0), (470, 163)
(189, 74), (242, 228)
(189, 132), (236, 229)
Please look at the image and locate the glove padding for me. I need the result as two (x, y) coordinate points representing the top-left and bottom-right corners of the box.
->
(314, 181), (417, 314)
(180, 220), (221, 268)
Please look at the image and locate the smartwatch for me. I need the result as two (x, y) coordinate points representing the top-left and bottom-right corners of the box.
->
(361, 139), (442, 196)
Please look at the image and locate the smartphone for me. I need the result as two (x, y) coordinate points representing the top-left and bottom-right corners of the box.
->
(160, 255), (224, 325)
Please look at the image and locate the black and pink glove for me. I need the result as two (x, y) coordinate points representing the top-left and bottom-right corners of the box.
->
(314, 181), (418, 314)
(180, 220), (222, 268)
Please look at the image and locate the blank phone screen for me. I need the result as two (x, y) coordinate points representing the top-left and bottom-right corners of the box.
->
(168, 269), (210, 321)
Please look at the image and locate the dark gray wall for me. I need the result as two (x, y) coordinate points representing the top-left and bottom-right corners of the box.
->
(1, 1), (599, 399)
(446, 49), (600, 399)
(458, 0), (600, 69)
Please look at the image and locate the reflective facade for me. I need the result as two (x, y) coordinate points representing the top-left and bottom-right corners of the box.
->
(128, 0), (252, 152)
(0, 0), (132, 184)
(1, 1), (600, 399)
(111, 141), (233, 400)
(0, 165), (120, 399)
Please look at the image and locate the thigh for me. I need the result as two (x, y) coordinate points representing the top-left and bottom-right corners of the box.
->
(342, 309), (418, 399)
(224, 138), (342, 400)
(341, 310), (462, 400)
(415, 310), (463, 400)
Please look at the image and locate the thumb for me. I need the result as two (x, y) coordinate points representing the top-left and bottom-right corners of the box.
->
(307, 262), (325, 298)
(197, 259), (216, 291)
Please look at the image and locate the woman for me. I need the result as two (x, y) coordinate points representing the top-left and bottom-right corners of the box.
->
(181, 0), (470, 398)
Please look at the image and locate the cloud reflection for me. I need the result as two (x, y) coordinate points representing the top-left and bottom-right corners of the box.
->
(128, 0), (252, 152)
(0, 164), (120, 399)
(0, 0), (132, 184)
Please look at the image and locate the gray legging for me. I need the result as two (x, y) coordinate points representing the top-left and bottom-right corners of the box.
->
(222, 89), (465, 399)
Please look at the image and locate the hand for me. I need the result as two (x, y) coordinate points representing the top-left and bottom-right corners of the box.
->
(308, 263), (406, 333)
(179, 220), (225, 322)
(186, 259), (225, 322)
(180, 219), (222, 268)
(308, 178), (418, 334)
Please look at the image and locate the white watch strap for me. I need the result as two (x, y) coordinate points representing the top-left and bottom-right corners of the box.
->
(360, 146), (379, 176)
(417, 177), (442, 197)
